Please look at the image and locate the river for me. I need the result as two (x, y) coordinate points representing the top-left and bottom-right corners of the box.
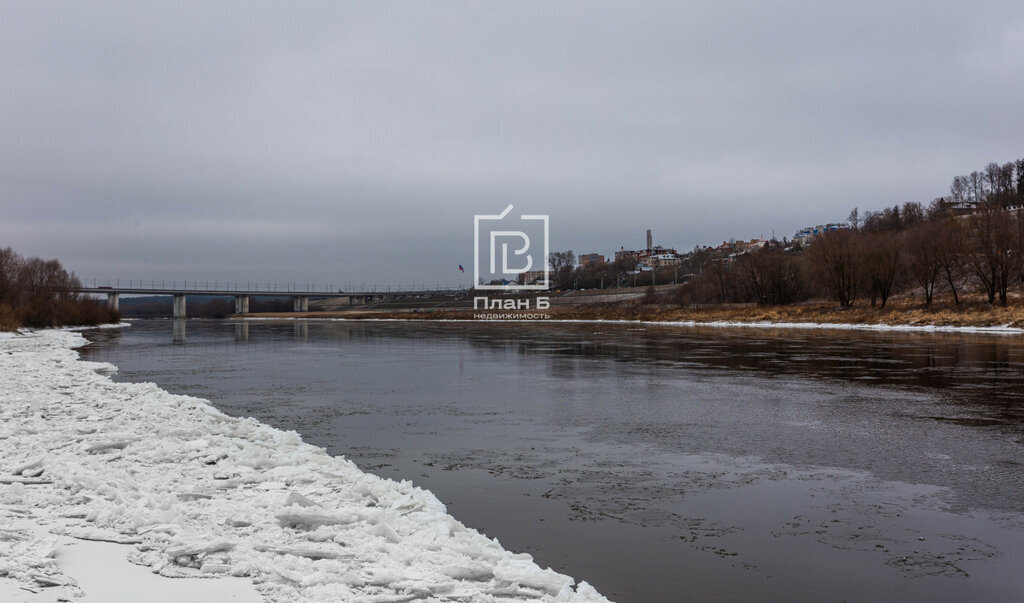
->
(80, 319), (1024, 602)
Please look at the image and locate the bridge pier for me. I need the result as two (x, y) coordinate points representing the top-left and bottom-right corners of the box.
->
(106, 292), (119, 313)
(173, 294), (187, 318)
(292, 296), (308, 312)
(234, 295), (249, 314)
(172, 319), (186, 343)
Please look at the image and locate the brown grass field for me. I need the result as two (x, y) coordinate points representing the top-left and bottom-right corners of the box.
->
(243, 290), (1024, 329)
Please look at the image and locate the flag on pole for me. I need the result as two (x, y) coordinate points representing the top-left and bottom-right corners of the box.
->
(458, 264), (464, 272)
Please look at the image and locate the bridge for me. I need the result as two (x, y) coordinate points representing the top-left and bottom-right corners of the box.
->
(73, 285), (398, 318)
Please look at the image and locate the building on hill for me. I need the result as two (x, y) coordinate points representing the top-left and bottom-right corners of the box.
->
(519, 270), (549, 286)
(578, 253), (605, 267)
(616, 229), (683, 270)
(792, 223), (849, 245)
(615, 247), (639, 263)
(734, 239), (768, 252)
(646, 246), (681, 267)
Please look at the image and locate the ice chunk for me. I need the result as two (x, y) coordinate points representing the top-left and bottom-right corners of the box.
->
(84, 439), (137, 453)
(10, 456), (44, 475)
(442, 562), (495, 582)
(0, 329), (611, 602)
(275, 509), (361, 529)
(63, 527), (144, 544)
(253, 543), (353, 560)
(284, 491), (317, 508)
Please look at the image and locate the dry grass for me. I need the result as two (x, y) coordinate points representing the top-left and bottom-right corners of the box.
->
(545, 291), (1024, 328)
(243, 291), (1024, 329)
(0, 304), (20, 332)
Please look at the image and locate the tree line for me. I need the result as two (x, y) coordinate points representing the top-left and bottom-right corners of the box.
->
(545, 250), (686, 290)
(684, 156), (1024, 308)
(0, 246), (119, 330)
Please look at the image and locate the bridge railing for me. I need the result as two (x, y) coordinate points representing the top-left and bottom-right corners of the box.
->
(78, 278), (473, 296)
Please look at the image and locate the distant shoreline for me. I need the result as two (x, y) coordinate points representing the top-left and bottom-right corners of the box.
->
(232, 315), (1024, 335)
(232, 295), (1024, 335)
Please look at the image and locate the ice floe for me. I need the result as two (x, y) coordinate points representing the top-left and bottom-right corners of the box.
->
(0, 330), (608, 602)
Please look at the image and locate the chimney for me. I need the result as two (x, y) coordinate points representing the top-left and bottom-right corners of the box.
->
(646, 229), (652, 251)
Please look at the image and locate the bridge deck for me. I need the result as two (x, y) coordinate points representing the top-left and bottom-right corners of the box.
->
(76, 288), (399, 297)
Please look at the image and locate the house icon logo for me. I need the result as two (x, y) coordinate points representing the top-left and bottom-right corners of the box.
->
(474, 205), (549, 291)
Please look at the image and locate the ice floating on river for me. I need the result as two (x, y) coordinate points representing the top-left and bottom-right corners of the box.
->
(0, 330), (607, 602)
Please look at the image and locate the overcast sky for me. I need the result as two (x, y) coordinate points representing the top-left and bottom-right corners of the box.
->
(2, 1), (1022, 289)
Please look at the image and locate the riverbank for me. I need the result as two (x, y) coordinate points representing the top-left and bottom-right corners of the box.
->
(0, 330), (607, 602)
(242, 295), (1024, 332)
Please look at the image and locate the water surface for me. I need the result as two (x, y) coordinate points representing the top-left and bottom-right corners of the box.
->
(81, 319), (1024, 602)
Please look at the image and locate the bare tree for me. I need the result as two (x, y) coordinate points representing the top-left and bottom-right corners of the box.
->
(847, 207), (860, 230)
(1016, 159), (1024, 199)
(926, 197), (953, 221)
(696, 261), (744, 304)
(0, 249), (109, 328)
(862, 233), (901, 308)
(1000, 162), (1016, 203)
(613, 255), (639, 287)
(547, 250), (575, 289)
(736, 248), (808, 306)
(863, 205), (902, 232)
(900, 202), (925, 229)
(708, 262), (731, 303)
(807, 230), (859, 307)
(968, 171), (987, 206)
(935, 219), (966, 305)
(949, 175), (969, 208)
(964, 204), (1020, 305)
(984, 162), (1015, 206)
(0, 247), (23, 306)
(1016, 205), (1024, 285)
(571, 260), (617, 289)
(903, 222), (942, 306)
(985, 162), (1002, 198)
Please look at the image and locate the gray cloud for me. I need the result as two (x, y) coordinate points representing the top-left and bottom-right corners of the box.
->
(2, 1), (1022, 286)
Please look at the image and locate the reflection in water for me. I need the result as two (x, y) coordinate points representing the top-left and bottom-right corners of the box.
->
(80, 319), (1024, 603)
(172, 318), (186, 343)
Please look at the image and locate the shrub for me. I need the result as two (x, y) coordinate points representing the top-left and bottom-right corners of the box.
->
(0, 246), (120, 330)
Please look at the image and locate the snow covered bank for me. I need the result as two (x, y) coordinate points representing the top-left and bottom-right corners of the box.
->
(548, 317), (1023, 333)
(0, 330), (607, 602)
(642, 319), (1024, 334)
